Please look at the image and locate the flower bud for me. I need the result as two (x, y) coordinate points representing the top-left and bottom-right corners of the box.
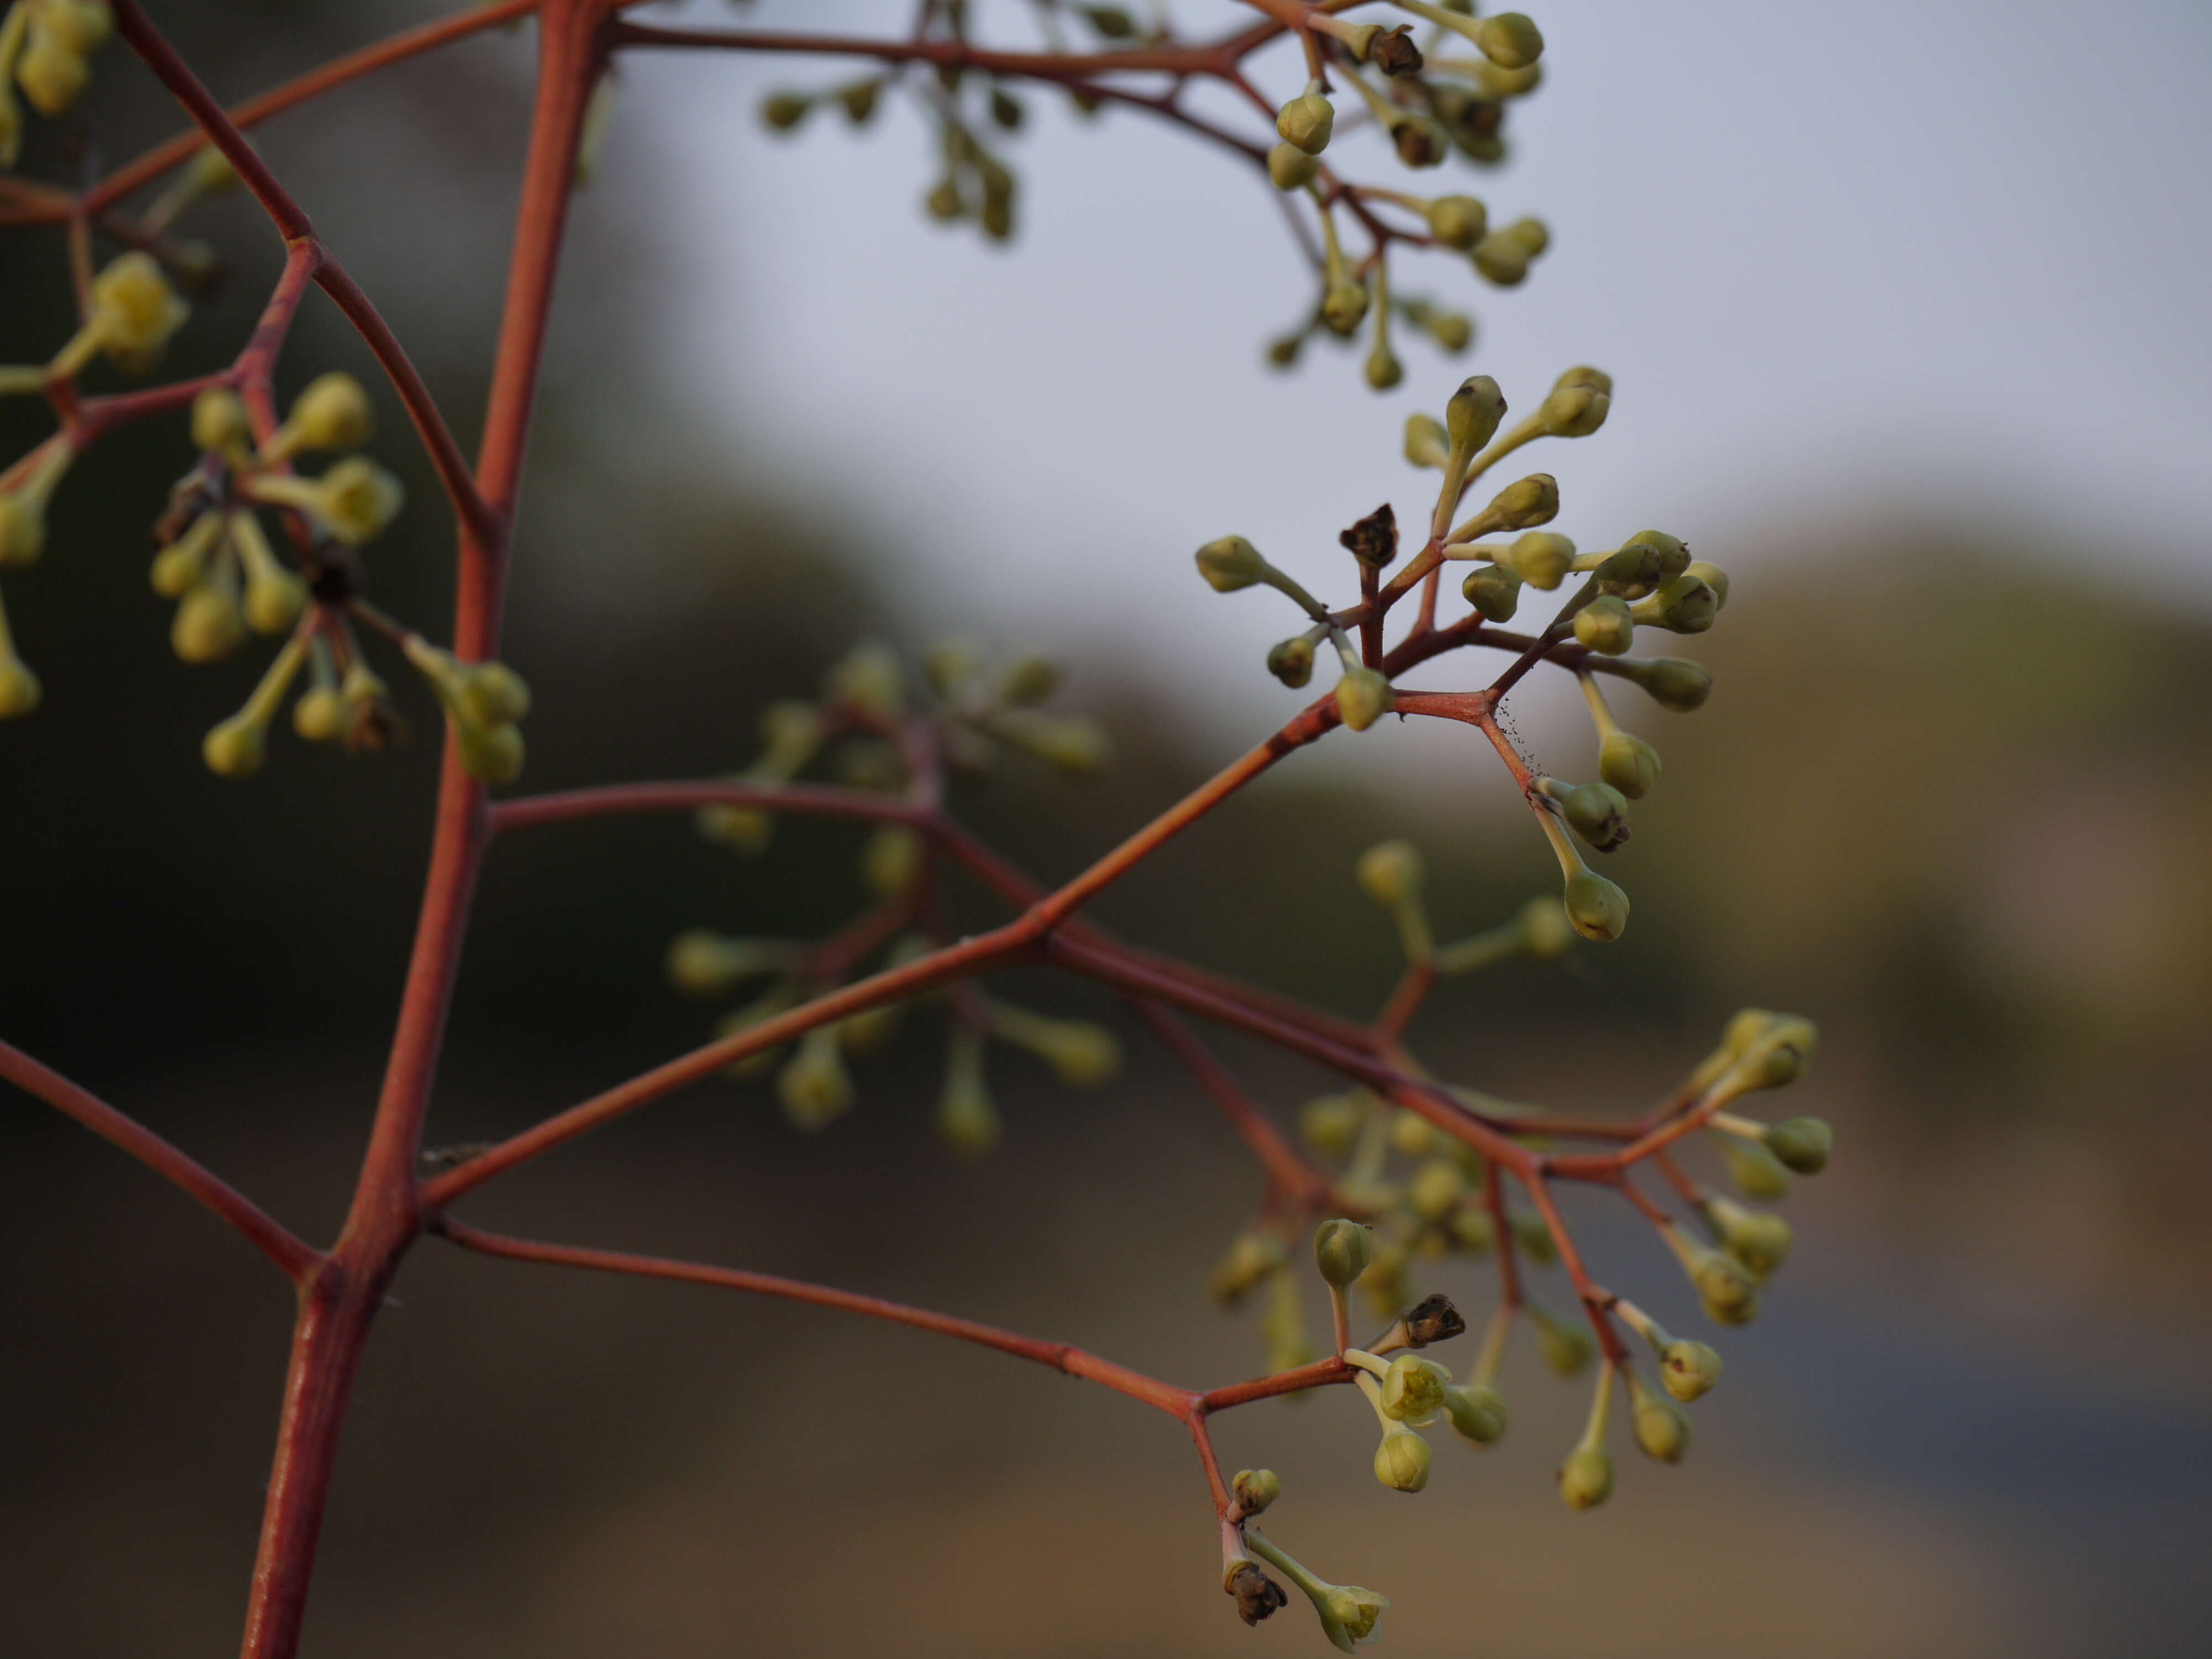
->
(1706, 1194), (1793, 1276)
(1364, 341), (1404, 390)
(995, 653), (1059, 707)
(1267, 140), (1319, 191)
(201, 711), (267, 778)
(457, 661), (531, 727)
(1595, 542), (1661, 589)
(1300, 1092), (1365, 1157)
(1335, 667), (1394, 732)
(1415, 1157), (1472, 1223)
(1404, 414), (1449, 469)
(280, 372), (373, 455)
(1634, 571), (1719, 635)
(1425, 310), (1473, 352)
(1714, 1129), (1792, 1199)
(1624, 529), (1691, 577)
(307, 457), (406, 544)
(173, 572), (246, 663)
(1685, 559), (1730, 610)
(936, 1058), (1000, 1158)
(1380, 1354), (1452, 1424)
(1276, 86), (1334, 154)
(1499, 216), (1550, 257)
(665, 930), (786, 998)
(191, 385), (252, 455)
(1540, 367), (1612, 436)
(1461, 562), (1521, 623)
(1480, 473), (1559, 531)
(1210, 1230), (1288, 1305)
(1373, 1428), (1432, 1492)
(1314, 1219), (1375, 1287)
(1425, 194), (1488, 251)
(1446, 374), (1507, 452)
(1195, 534), (1265, 592)
(1477, 12), (1545, 68)
(1628, 1369), (1692, 1463)
(1673, 1234), (1759, 1325)
(1599, 731), (1661, 799)
(456, 719), (525, 784)
(1573, 596), (1635, 655)
(1661, 1338), (1723, 1402)
(0, 650), (39, 719)
(1764, 1116), (1834, 1175)
(1530, 1305), (1595, 1376)
(1355, 839), (1422, 910)
(1558, 1443), (1612, 1509)
(87, 252), (189, 364)
(1502, 530), (1573, 589)
(1321, 281), (1370, 336)
(1079, 4), (1136, 38)
(860, 824), (923, 896)
(777, 1027), (854, 1129)
(17, 36), (90, 119)
(150, 510), (222, 597)
(1563, 869), (1629, 942)
(1232, 1467), (1282, 1516)
(761, 91), (812, 130)
(1519, 894), (1576, 957)
(1448, 1205), (1497, 1254)
(1470, 232), (1528, 286)
(1444, 1381), (1507, 1444)
(1562, 780), (1629, 851)
(990, 709), (1109, 775)
(1634, 656), (1713, 712)
(1267, 634), (1317, 688)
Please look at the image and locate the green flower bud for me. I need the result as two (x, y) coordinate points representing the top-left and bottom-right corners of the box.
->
(1335, 667), (1394, 732)
(1444, 1381), (1507, 1444)
(1232, 1467), (1283, 1515)
(172, 572), (246, 663)
(456, 719), (524, 784)
(1477, 12), (1545, 69)
(1079, 4), (1136, 38)
(1355, 839), (1423, 909)
(1563, 869), (1629, 941)
(1425, 194), (1488, 251)
(1470, 232), (1528, 286)
(1595, 542), (1661, 588)
(1573, 595), (1635, 656)
(1446, 374), (1507, 451)
(201, 711), (266, 778)
(1628, 1369), (1692, 1463)
(1300, 1092), (1365, 1157)
(1499, 215), (1550, 257)
(1364, 342), (1404, 390)
(924, 176), (964, 220)
(290, 686), (340, 742)
(994, 653), (1059, 707)
(777, 1027), (853, 1130)
(191, 385), (251, 455)
(1624, 529), (1691, 577)
(1503, 530), (1574, 589)
(1209, 1230), (1288, 1305)
(1679, 1238), (1760, 1324)
(665, 930), (787, 998)
(1267, 634), (1316, 688)
(1314, 1218), (1375, 1287)
(0, 491), (45, 568)
(1276, 87), (1335, 154)
(1265, 331), (1304, 369)
(761, 91), (812, 130)
(1562, 780), (1629, 852)
(1407, 1158), (1464, 1223)
(1480, 473), (1559, 532)
(1714, 1129), (1792, 1199)
(1373, 1428), (1432, 1492)
(1426, 310), (1473, 351)
(280, 372), (373, 455)
(1448, 1206), (1498, 1254)
(1558, 1443), (1613, 1509)
(1599, 731), (1661, 799)
(457, 661), (531, 727)
(1531, 1305), (1595, 1377)
(987, 1003), (1121, 1085)
(1519, 894), (1577, 957)
(1661, 1338), (1723, 1402)
(1322, 281), (1370, 336)
(1707, 1195), (1794, 1277)
(1195, 534), (1265, 592)
(1541, 366), (1613, 436)
(990, 709), (1110, 775)
(1404, 413), (1449, 469)
(1462, 562), (1522, 622)
(149, 510), (222, 598)
(1765, 1116), (1834, 1175)
(1267, 140), (1319, 191)
(1635, 656), (1714, 712)
(1685, 559), (1730, 610)
(1380, 1354), (1452, 1425)
(936, 1060), (999, 1159)
(86, 252), (188, 367)
(1389, 1107), (1439, 1159)
(1634, 571), (1719, 635)
(860, 824), (923, 896)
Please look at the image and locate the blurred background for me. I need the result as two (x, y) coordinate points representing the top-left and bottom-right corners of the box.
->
(2, 2), (2209, 1655)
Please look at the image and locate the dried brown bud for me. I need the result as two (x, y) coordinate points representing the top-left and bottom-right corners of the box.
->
(1339, 502), (1399, 568)
(1402, 1292), (1466, 1347)
(1228, 1562), (1289, 1626)
(1371, 26), (1425, 76)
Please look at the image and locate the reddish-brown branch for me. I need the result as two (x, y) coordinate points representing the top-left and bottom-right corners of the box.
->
(1520, 1173), (1629, 1366)
(436, 1218), (1201, 1415)
(491, 778), (929, 835)
(1133, 1001), (1339, 1209)
(0, 1039), (319, 1283)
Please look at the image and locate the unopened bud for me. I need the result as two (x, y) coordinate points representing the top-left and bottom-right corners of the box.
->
(1624, 529), (1691, 577)
(666, 930), (786, 998)
(1407, 1158), (1464, 1223)
(1314, 1219), (1375, 1287)
(1365, 342), (1404, 390)
(1335, 667), (1394, 732)
(1267, 141), (1319, 191)
(1267, 634), (1316, 688)
(191, 385), (251, 455)
(778, 1027), (854, 1129)
(1195, 534), (1265, 592)
(1477, 12), (1545, 68)
(1573, 596), (1635, 655)
(1503, 530), (1573, 589)
(1558, 1443), (1613, 1509)
(1276, 87), (1335, 154)
(1706, 1194), (1794, 1276)
(1425, 194), (1488, 251)
(1404, 414), (1449, 469)
(1628, 1369), (1692, 1463)
(761, 91), (812, 130)
(1714, 1129), (1792, 1199)
(1562, 781), (1629, 852)
(1322, 281), (1370, 336)
(1444, 1381), (1507, 1444)
(1462, 562), (1521, 622)
(1635, 656), (1713, 712)
(1765, 1116), (1833, 1175)
(1426, 310), (1473, 352)
(1446, 374), (1507, 451)
(1599, 731), (1661, 799)
(1232, 1467), (1283, 1516)
(1564, 870), (1629, 941)
(1470, 233), (1528, 286)
(1301, 1092), (1365, 1157)
(1373, 1428), (1432, 1492)
(1481, 473), (1559, 531)
(1519, 894), (1576, 957)
(282, 372), (373, 453)
(1685, 559), (1730, 610)
(1355, 839), (1423, 909)
(1661, 1338), (1723, 1402)
(1635, 571), (1719, 634)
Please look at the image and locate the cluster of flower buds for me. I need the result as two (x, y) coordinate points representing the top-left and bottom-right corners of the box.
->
(670, 641), (1118, 1142)
(0, 0), (112, 166)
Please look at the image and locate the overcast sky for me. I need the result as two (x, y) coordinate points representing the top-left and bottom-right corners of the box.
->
(586, 1), (2212, 761)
